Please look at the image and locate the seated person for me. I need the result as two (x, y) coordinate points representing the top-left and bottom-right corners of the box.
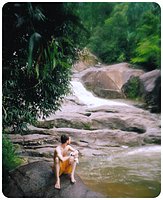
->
(53, 134), (79, 189)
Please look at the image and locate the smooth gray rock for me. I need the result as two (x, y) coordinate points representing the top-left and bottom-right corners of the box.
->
(80, 63), (144, 99)
(3, 161), (103, 198)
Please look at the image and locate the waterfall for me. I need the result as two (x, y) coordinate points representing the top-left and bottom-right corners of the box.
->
(70, 81), (131, 108)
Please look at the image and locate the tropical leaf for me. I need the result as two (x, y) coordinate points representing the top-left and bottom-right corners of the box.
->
(35, 64), (39, 79)
(28, 32), (42, 69)
(34, 7), (46, 21)
(52, 58), (56, 70)
(28, 3), (45, 21)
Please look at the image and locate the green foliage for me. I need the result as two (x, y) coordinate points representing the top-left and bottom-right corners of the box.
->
(83, 123), (92, 130)
(131, 36), (160, 67)
(75, 2), (113, 32)
(131, 8), (161, 69)
(2, 134), (23, 173)
(3, 3), (87, 132)
(123, 77), (141, 99)
(77, 2), (161, 70)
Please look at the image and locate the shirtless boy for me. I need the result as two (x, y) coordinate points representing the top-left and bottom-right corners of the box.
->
(53, 134), (79, 189)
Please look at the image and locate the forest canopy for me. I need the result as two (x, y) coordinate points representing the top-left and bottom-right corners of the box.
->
(76, 2), (161, 70)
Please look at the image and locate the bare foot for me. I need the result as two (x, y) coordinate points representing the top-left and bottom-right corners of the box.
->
(70, 176), (76, 184)
(74, 157), (79, 164)
(55, 179), (61, 189)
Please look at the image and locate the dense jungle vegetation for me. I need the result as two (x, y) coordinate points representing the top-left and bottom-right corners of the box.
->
(76, 2), (161, 70)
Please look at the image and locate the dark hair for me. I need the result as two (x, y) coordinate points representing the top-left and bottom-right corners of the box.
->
(61, 134), (69, 144)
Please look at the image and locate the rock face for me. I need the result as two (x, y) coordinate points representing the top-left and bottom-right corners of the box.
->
(8, 96), (160, 162)
(73, 61), (90, 72)
(140, 70), (161, 113)
(80, 63), (144, 99)
(122, 69), (161, 113)
(3, 161), (103, 198)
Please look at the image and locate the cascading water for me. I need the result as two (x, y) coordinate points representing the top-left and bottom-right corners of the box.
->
(70, 81), (130, 108)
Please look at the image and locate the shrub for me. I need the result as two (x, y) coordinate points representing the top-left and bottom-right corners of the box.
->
(122, 76), (141, 99)
(2, 134), (23, 174)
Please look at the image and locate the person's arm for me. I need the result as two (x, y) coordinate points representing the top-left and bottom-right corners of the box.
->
(68, 145), (79, 156)
(68, 145), (76, 152)
(56, 147), (71, 162)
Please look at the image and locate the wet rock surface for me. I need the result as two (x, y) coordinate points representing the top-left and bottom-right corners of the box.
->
(8, 95), (160, 162)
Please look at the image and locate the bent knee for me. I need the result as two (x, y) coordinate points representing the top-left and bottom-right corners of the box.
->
(69, 156), (75, 163)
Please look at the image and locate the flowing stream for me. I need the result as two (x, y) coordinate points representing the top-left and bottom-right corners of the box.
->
(76, 145), (161, 198)
(71, 80), (161, 198)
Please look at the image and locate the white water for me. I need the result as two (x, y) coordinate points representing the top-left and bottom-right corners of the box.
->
(126, 145), (161, 155)
(70, 81), (130, 108)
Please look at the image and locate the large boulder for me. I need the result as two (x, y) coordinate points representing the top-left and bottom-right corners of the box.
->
(36, 113), (92, 130)
(122, 69), (161, 113)
(80, 63), (144, 99)
(140, 69), (161, 113)
(3, 161), (103, 198)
